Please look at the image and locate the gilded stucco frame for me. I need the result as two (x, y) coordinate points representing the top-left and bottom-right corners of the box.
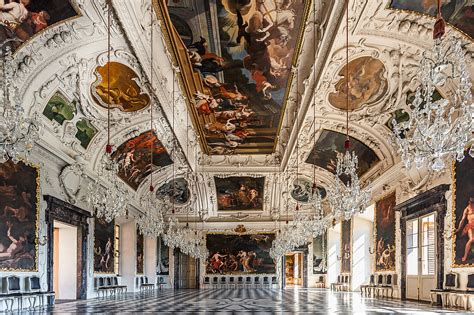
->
(0, 160), (40, 272)
(152, 0), (312, 155)
(373, 190), (397, 272)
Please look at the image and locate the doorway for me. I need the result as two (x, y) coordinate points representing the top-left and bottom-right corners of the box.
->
(405, 213), (436, 301)
(53, 221), (78, 301)
(174, 250), (198, 289)
(285, 252), (303, 287)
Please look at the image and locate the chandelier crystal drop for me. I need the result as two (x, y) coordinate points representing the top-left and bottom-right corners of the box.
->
(137, 192), (165, 237)
(0, 46), (41, 163)
(327, 151), (371, 221)
(391, 5), (473, 171)
(163, 217), (208, 259)
(87, 152), (129, 222)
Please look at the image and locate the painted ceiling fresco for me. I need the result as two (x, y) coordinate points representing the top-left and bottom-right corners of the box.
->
(158, 0), (311, 154)
(305, 130), (380, 179)
(0, 0), (78, 53)
(328, 57), (388, 111)
(112, 130), (173, 190)
(291, 177), (326, 203)
(389, 0), (474, 40)
(91, 62), (150, 112)
(214, 176), (265, 211)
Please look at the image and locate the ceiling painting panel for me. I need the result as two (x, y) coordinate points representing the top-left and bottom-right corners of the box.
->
(156, 0), (311, 155)
(214, 176), (265, 211)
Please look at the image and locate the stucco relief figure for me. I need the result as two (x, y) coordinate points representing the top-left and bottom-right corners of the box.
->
(91, 62), (150, 112)
(328, 57), (388, 111)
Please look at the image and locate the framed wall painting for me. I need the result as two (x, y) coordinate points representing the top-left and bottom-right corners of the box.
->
(137, 229), (144, 274)
(0, 160), (40, 271)
(374, 192), (396, 272)
(206, 233), (275, 274)
(94, 217), (115, 274)
(312, 233), (327, 274)
(452, 151), (474, 267)
(157, 237), (169, 275)
(340, 219), (351, 273)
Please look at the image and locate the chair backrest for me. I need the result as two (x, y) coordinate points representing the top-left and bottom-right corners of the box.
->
(344, 275), (349, 283)
(212, 276), (218, 284)
(271, 276), (277, 284)
(237, 276), (244, 283)
(377, 274), (383, 285)
(337, 275), (341, 282)
(229, 276), (235, 283)
(204, 276), (210, 284)
(99, 277), (105, 287)
(318, 276), (324, 283)
(220, 277), (226, 284)
(28, 276), (41, 292)
(140, 276), (145, 285)
(263, 276), (269, 283)
(7, 276), (21, 293)
(467, 274), (474, 291)
(386, 274), (392, 285)
(144, 276), (149, 284)
(444, 273), (457, 289)
(254, 276), (260, 283)
(369, 274), (375, 284)
(245, 276), (252, 283)
(106, 277), (113, 286)
(113, 277), (119, 286)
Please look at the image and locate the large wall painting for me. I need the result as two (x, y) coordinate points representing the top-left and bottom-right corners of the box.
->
(389, 0), (474, 40)
(328, 57), (387, 111)
(0, 0), (78, 53)
(112, 130), (173, 190)
(157, 0), (311, 154)
(375, 192), (396, 272)
(206, 234), (275, 274)
(0, 161), (39, 271)
(156, 237), (169, 275)
(341, 219), (351, 273)
(214, 176), (264, 211)
(137, 229), (144, 274)
(305, 130), (380, 179)
(94, 217), (115, 274)
(453, 151), (474, 267)
(312, 233), (327, 274)
(91, 62), (150, 112)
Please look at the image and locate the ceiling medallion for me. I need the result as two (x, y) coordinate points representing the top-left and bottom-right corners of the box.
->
(0, 44), (41, 164)
(391, 0), (473, 171)
(327, 0), (371, 222)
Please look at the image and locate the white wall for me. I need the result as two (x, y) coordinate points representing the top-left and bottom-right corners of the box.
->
(351, 216), (372, 291)
(145, 237), (156, 283)
(56, 222), (77, 300)
(121, 221), (137, 292)
(327, 224), (341, 287)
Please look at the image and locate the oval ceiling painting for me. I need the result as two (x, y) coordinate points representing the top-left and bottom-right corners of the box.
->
(156, 178), (190, 205)
(91, 62), (150, 112)
(0, 0), (79, 54)
(328, 57), (388, 111)
(291, 178), (326, 204)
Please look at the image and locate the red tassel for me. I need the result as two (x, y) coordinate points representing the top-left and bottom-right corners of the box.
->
(344, 138), (350, 150)
(106, 144), (112, 154)
(149, 185), (154, 192)
(433, 17), (445, 39)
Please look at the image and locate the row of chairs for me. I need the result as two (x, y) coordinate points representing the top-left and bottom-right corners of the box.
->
(203, 276), (278, 288)
(330, 274), (351, 291)
(94, 277), (127, 298)
(430, 273), (474, 310)
(135, 276), (155, 292)
(0, 276), (54, 311)
(315, 275), (326, 288)
(360, 274), (397, 298)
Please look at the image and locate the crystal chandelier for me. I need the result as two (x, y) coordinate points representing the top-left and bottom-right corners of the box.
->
(391, 0), (473, 171)
(0, 45), (41, 163)
(327, 1), (371, 221)
(163, 217), (208, 259)
(87, 4), (129, 222)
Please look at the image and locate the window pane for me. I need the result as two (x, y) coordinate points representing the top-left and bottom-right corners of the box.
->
(407, 245), (418, 275)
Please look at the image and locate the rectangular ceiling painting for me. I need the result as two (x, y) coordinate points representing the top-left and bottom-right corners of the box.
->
(214, 176), (265, 211)
(156, 0), (311, 154)
(112, 130), (173, 190)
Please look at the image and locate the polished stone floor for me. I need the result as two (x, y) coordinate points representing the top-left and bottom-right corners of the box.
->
(38, 288), (456, 314)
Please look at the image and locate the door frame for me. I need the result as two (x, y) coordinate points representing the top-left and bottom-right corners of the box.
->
(282, 246), (308, 288)
(44, 195), (91, 300)
(395, 184), (449, 301)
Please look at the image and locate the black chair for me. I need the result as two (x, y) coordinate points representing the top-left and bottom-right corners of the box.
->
(245, 276), (253, 288)
(203, 276), (210, 288)
(219, 277), (227, 288)
(228, 277), (235, 288)
(237, 276), (244, 288)
(1, 276), (22, 311)
(360, 275), (375, 296)
(113, 277), (127, 294)
(254, 276), (261, 288)
(331, 275), (341, 291)
(430, 273), (457, 307)
(380, 274), (395, 298)
(271, 276), (278, 288)
(263, 276), (270, 288)
(211, 276), (219, 288)
(452, 273), (474, 310)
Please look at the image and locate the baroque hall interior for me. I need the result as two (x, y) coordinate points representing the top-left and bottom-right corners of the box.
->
(0, 0), (472, 313)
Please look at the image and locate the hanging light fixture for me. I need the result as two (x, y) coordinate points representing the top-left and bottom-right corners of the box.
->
(0, 44), (41, 163)
(391, 0), (473, 171)
(137, 3), (165, 237)
(87, 1), (129, 222)
(327, 0), (370, 221)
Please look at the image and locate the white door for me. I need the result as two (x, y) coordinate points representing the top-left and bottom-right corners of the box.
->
(405, 214), (436, 301)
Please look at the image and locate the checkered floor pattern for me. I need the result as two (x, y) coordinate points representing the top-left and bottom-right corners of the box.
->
(34, 289), (456, 314)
